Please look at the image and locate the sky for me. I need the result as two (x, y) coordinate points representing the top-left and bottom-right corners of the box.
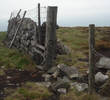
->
(0, 0), (110, 31)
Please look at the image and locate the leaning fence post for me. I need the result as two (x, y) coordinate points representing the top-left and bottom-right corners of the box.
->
(44, 6), (58, 70)
(88, 24), (95, 94)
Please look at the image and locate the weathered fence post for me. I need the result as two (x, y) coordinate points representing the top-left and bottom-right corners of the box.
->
(44, 6), (58, 70)
(88, 24), (95, 94)
(38, 3), (41, 44)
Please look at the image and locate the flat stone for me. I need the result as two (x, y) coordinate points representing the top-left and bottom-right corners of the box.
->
(57, 64), (79, 79)
(51, 78), (70, 92)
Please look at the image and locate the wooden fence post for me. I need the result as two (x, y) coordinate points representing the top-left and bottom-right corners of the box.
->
(88, 24), (95, 94)
(38, 3), (41, 44)
(44, 6), (58, 70)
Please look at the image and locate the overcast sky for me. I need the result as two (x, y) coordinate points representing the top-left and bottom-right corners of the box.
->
(0, 0), (110, 30)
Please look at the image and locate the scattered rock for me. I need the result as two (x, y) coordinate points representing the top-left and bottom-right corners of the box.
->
(42, 74), (52, 82)
(57, 88), (67, 94)
(41, 82), (51, 88)
(57, 64), (79, 79)
(52, 69), (60, 79)
(97, 57), (110, 69)
(6, 76), (12, 79)
(47, 67), (58, 74)
(50, 78), (70, 93)
(1, 66), (5, 69)
(98, 78), (110, 97)
(73, 82), (88, 92)
(62, 76), (71, 83)
(56, 40), (71, 55)
(95, 72), (109, 83)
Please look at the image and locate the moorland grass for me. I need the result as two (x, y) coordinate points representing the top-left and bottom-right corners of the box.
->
(0, 32), (36, 70)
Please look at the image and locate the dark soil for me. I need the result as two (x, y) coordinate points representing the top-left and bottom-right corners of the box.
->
(0, 68), (45, 100)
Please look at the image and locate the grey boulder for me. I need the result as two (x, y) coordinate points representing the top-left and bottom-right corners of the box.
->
(95, 72), (109, 83)
(57, 64), (79, 79)
(97, 57), (110, 69)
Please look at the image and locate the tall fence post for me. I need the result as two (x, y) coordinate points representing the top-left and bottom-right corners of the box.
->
(44, 6), (58, 70)
(88, 24), (95, 94)
(38, 3), (41, 44)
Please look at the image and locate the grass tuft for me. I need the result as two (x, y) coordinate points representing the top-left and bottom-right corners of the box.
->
(0, 32), (36, 70)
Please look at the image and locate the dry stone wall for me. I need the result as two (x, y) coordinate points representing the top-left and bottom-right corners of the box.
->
(5, 17), (44, 64)
(5, 17), (70, 66)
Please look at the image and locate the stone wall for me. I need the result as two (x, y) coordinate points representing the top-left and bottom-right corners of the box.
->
(5, 17), (44, 65)
(5, 17), (70, 66)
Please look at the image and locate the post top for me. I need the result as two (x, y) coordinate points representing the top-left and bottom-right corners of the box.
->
(89, 24), (95, 27)
(48, 6), (58, 8)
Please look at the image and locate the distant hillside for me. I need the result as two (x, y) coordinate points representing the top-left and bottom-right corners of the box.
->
(0, 19), (8, 31)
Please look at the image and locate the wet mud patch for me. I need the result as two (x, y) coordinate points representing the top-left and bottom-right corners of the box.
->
(0, 68), (44, 99)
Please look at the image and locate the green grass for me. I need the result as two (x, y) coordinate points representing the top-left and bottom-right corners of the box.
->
(1, 27), (110, 100)
(56, 27), (110, 72)
(5, 82), (52, 100)
(56, 27), (88, 71)
(0, 27), (110, 72)
(57, 27), (88, 50)
(0, 32), (36, 70)
(60, 90), (102, 100)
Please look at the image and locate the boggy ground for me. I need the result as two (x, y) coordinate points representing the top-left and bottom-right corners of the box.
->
(1, 27), (110, 100)
(0, 68), (44, 99)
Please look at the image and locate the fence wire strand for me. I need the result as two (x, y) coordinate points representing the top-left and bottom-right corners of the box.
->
(11, 6), (47, 24)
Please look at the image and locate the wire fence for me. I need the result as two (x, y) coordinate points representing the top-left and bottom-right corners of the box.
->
(11, 5), (47, 25)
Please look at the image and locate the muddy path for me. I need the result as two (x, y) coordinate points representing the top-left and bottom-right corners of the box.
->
(0, 68), (45, 99)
